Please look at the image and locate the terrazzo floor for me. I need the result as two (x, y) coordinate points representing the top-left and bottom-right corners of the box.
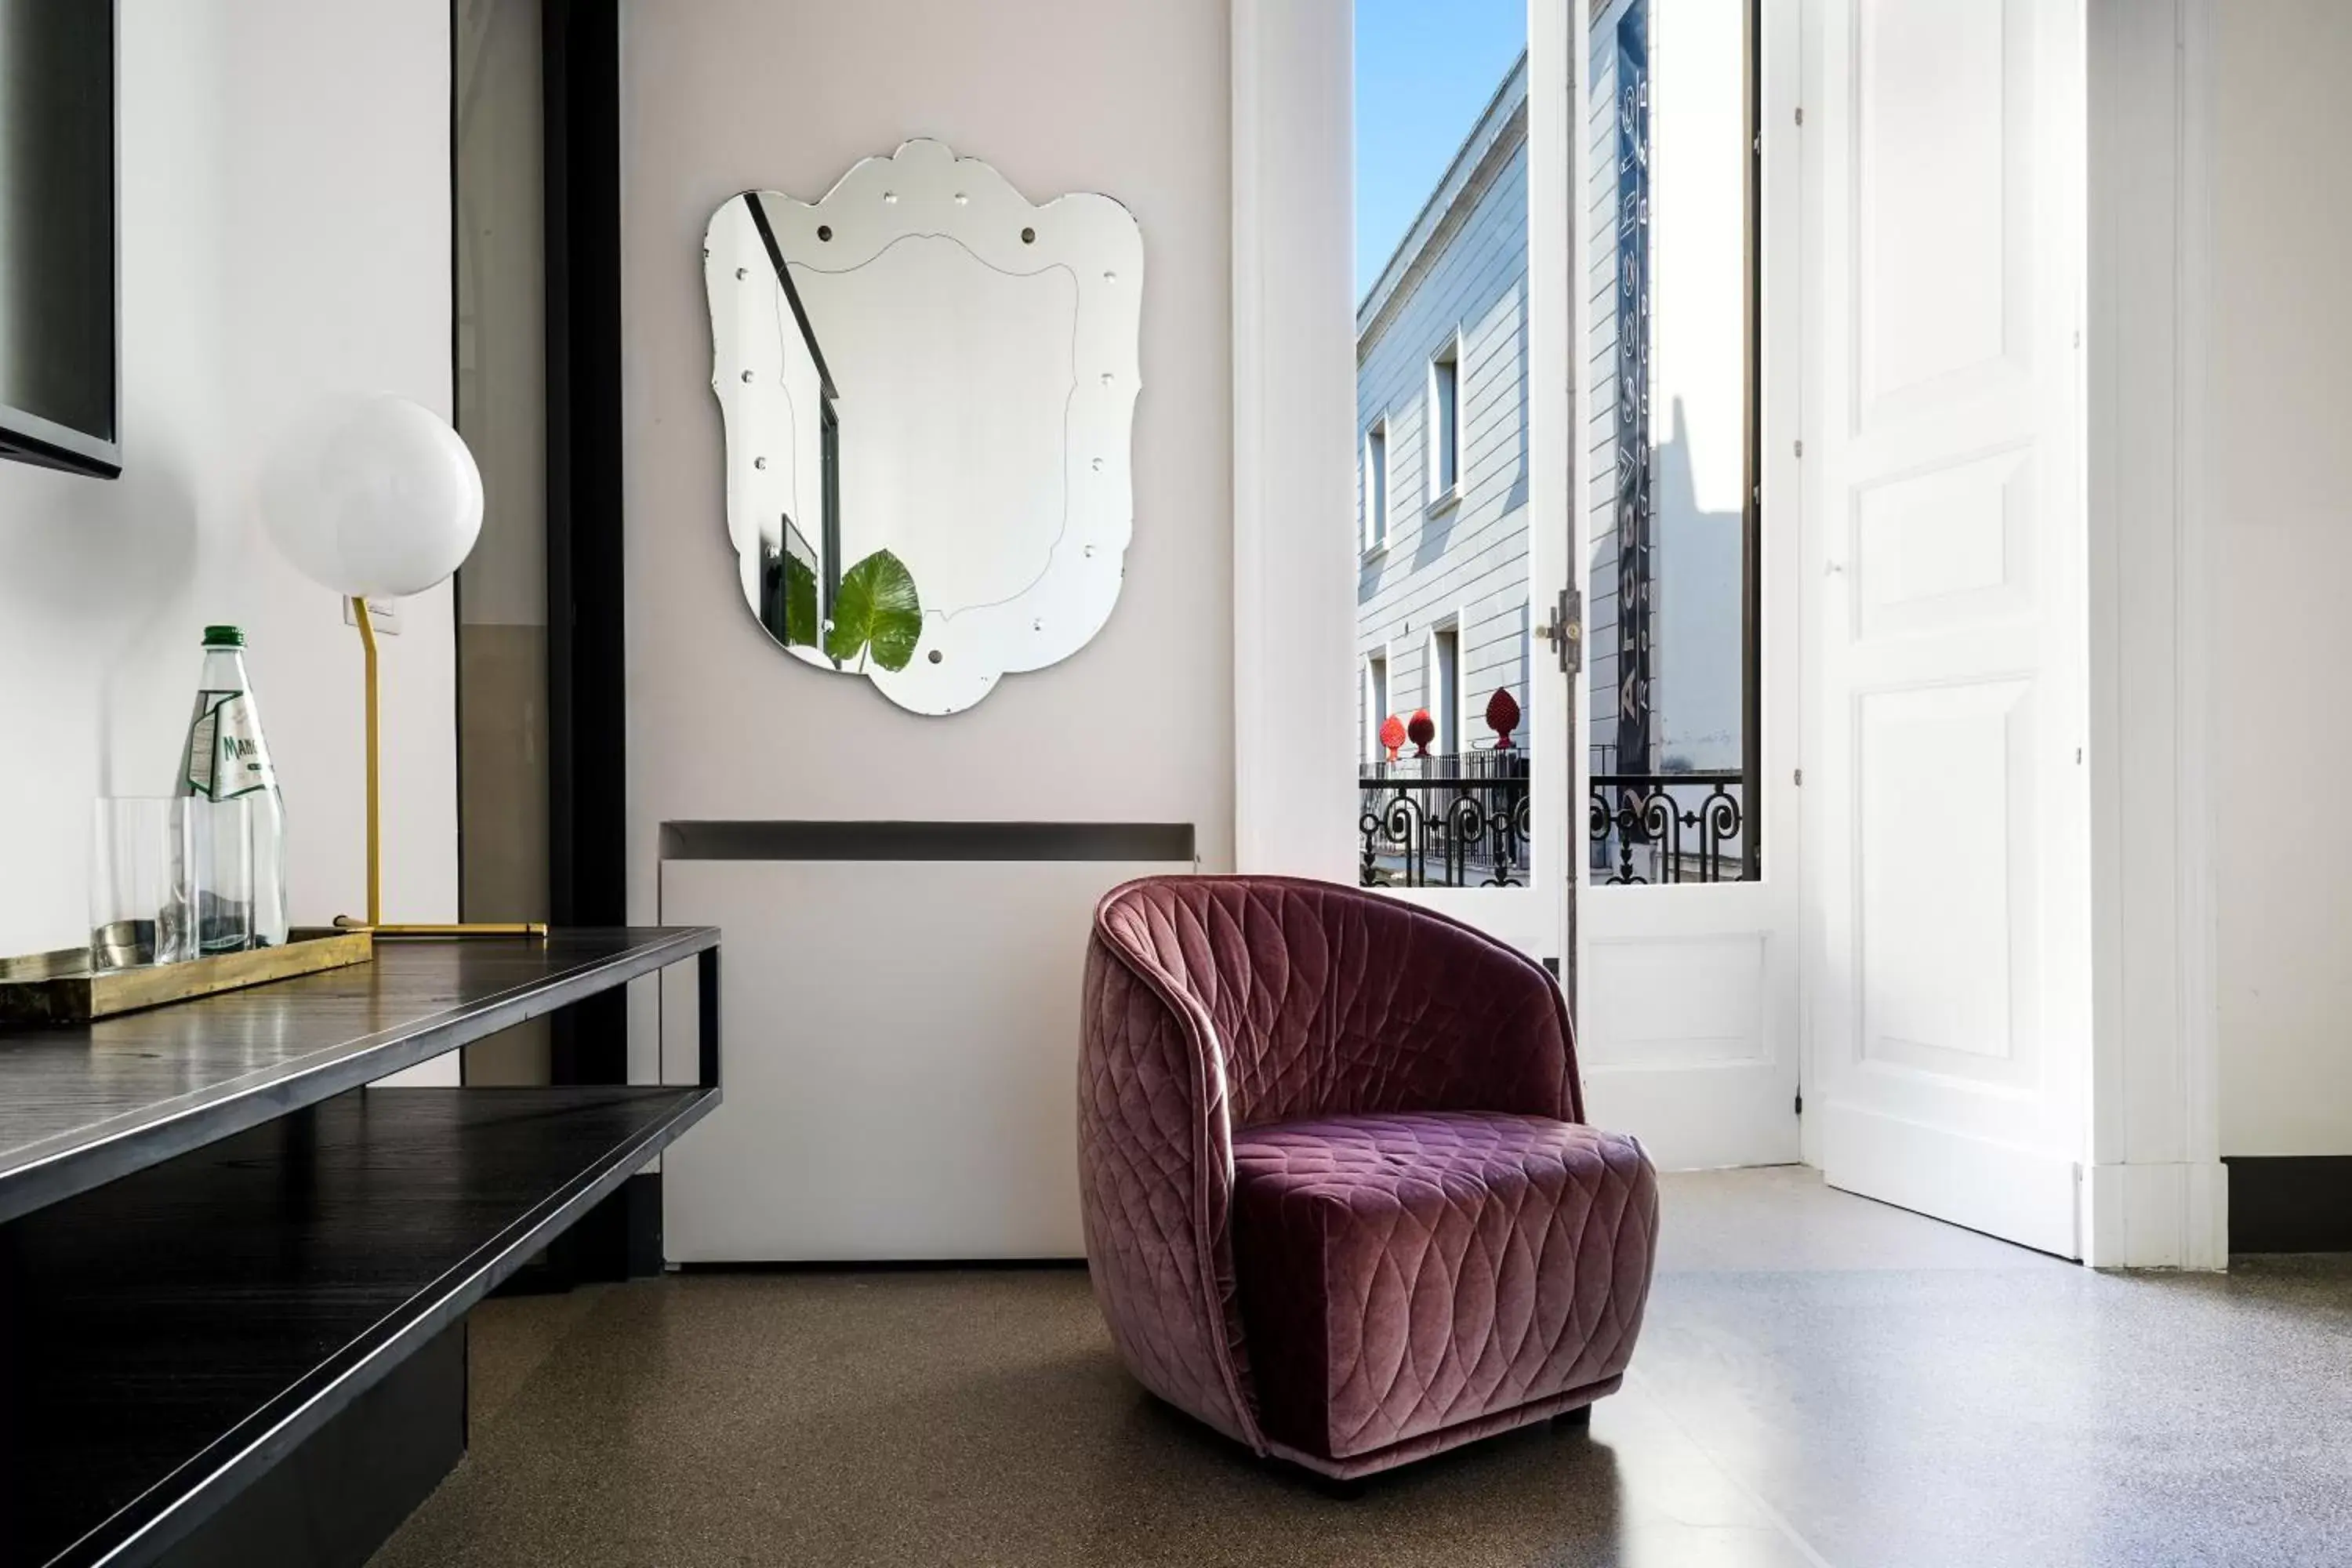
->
(370, 1167), (2352, 1566)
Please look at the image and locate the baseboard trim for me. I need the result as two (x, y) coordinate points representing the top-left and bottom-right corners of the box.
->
(2221, 1156), (2352, 1253)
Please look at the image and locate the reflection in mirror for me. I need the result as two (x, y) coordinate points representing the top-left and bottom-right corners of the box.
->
(704, 140), (1142, 714)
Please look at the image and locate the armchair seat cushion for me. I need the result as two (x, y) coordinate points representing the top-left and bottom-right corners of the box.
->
(1229, 1111), (1657, 1461)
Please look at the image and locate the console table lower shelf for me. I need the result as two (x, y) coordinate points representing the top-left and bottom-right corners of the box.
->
(0, 1083), (717, 1568)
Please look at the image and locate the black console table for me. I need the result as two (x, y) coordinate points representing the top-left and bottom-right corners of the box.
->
(0, 929), (721, 1568)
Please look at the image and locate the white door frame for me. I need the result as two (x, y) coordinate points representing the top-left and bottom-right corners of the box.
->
(2079, 0), (2225, 1269)
(1232, 0), (1358, 885)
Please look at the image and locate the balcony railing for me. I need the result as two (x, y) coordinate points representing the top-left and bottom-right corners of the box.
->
(1358, 763), (1751, 889)
(1589, 771), (1747, 884)
(1359, 753), (1529, 889)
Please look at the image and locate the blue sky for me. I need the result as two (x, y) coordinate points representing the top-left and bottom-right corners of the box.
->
(1356, 0), (1527, 303)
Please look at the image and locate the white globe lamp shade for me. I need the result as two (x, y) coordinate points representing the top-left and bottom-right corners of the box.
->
(257, 394), (484, 599)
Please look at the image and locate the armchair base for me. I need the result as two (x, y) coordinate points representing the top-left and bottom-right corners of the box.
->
(1257, 1376), (1623, 1483)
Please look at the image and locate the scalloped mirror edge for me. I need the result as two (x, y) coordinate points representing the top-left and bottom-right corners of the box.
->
(703, 140), (1143, 716)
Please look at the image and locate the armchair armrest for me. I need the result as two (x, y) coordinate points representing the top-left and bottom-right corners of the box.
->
(1076, 931), (1265, 1453)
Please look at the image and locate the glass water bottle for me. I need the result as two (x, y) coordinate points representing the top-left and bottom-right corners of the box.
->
(180, 626), (290, 949)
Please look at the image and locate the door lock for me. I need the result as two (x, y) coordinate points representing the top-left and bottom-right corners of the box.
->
(1538, 587), (1584, 676)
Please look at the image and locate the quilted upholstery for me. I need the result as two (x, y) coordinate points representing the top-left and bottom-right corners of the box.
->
(1076, 875), (1660, 1478)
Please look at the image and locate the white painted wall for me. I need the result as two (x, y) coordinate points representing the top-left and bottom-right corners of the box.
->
(620, 0), (1232, 913)
(2207, 0), (2352, 1157)
(0, 1), (456, 960)
(619, 0), (1236, 1193)
(659, 853), (1191, 1261)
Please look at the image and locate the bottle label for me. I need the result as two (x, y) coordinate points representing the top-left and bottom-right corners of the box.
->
(185, 691), (278, 800)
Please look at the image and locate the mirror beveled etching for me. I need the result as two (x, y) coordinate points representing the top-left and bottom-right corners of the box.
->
(705, 140), (1143, 715)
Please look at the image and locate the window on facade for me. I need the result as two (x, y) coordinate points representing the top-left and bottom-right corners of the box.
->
(1432, 622), (1461, 757)
(1364, 652), (1390, 764)
(1428, 342), (1460, 499)
(1363, 421), (1389, 550)
(1586, 0), (1758, 886)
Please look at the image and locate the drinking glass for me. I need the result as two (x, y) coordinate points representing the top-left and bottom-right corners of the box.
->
(187, 797), (256, 956)
(89, 799), (195, 970)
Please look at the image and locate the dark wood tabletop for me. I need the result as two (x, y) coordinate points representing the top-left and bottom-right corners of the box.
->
(0, 927), (718, 1226)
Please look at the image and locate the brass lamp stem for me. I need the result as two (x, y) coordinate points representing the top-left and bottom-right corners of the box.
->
(336, 597), (545, 941)
(353, 596), (383, 929)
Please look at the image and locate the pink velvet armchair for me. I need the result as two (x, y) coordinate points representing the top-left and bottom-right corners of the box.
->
(1077, 875), (1659, 1481)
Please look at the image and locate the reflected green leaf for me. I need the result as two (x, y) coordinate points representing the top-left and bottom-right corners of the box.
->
(823, 549), (923, 673)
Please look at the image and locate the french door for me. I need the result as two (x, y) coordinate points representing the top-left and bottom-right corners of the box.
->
(1345, 2), (1801, 1178)
(1354, 0), (1575, 978)
(1570, 0), (1802, 1171)
(1802, 0), (2090, 1255)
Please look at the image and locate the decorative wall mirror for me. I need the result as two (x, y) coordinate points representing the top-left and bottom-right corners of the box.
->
(704, 140), (1143, 715)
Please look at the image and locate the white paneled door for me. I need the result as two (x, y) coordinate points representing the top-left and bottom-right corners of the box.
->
(1802, 0), (2089, 1255)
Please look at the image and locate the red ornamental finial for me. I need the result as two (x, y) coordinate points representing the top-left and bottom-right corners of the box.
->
(1378, 713), (1406, 762)
(1486, 687), (1522, 750)
(1406, 709), (1436, 758)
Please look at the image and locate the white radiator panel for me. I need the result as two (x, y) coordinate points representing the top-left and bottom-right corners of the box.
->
(659, 856), (1188, 1261)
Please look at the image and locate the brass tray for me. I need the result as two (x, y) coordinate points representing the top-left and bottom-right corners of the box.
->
(0, 928), (374, 1026)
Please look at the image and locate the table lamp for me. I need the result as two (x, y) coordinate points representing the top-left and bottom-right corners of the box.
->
(256, 393), (545, 938)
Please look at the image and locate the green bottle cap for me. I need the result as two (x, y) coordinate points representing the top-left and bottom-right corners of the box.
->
(202, 625), (245, 648)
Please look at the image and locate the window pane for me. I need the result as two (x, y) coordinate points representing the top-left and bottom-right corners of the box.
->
(1356, 0), (1530, 889)
(1432, 352), (1460, 494)
(1434, 626), (1460, 754)
(1586, 0), (1755, 886)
